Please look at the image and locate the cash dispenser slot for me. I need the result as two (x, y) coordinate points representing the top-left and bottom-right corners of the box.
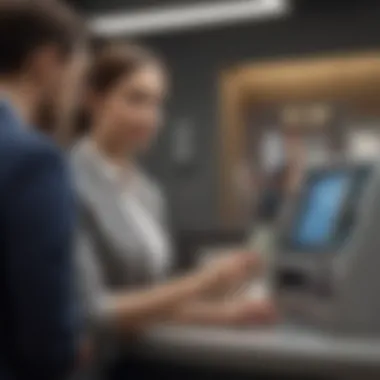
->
(276, 268), (311, 291)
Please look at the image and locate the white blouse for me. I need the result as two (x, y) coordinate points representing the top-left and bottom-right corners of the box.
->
(120, 191), (170, 279)
(87, 141), (171, 279)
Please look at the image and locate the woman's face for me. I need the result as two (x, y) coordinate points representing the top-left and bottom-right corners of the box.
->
(96, 63), (166, 154)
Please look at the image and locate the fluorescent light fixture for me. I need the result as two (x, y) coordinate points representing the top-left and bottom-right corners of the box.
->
(90, 0), (290, 38)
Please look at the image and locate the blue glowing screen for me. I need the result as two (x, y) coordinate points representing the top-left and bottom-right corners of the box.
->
(294, 174), (350, 246)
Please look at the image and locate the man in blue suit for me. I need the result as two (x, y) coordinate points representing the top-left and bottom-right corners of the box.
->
(0, 1), (87, 378)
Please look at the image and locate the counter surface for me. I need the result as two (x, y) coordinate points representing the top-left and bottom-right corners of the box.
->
(133, 325), (380, 376)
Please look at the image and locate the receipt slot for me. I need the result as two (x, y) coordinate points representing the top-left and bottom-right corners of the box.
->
(273, 163), (380, 336)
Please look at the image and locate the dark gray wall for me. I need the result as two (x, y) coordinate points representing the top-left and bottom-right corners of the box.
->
(140, 6), (380, 233)
(72, 0), (380, 233)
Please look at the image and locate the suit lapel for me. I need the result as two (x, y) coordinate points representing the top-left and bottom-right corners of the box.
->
(0, 101), (24, 132)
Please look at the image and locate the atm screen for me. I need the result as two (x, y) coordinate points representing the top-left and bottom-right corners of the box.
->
(292, 173), (350, 247)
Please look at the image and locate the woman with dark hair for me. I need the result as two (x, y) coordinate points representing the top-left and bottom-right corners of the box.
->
(72, 45), (275, 378)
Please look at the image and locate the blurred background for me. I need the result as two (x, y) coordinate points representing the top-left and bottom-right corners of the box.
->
(64, 0), (380, 268)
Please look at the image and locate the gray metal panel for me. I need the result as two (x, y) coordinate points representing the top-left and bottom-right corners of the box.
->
(334, 163), (380, 335)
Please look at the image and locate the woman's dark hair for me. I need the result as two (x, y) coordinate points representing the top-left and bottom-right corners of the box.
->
(87, 44), (162, 94)
(75, 44), (162, 138)
(0, 0), (85, 74)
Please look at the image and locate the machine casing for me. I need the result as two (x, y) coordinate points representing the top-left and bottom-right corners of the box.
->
(273, 163), (380, 336)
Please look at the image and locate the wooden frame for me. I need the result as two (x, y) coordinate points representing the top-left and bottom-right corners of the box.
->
(219, 52), (380, 228)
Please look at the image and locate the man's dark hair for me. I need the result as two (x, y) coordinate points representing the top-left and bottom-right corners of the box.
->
(0, 0), (85, 75)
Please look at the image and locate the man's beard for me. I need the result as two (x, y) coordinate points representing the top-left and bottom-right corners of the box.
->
(33, 98), (83, 147)
(33, 99), (57, 136)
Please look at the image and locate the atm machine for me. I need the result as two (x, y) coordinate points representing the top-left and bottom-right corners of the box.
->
(135, 162), (380, 377)
(273, 162), (380, 336)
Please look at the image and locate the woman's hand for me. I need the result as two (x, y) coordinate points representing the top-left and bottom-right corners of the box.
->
(173, 298), (277, 326)
(198, 252), (262, 296)
(229, 298), (277, 325)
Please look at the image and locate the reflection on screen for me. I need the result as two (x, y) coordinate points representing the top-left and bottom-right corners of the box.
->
(294, 174), (350, 246)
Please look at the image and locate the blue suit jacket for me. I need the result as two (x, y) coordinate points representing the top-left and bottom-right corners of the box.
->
(0, 102), (80, 379)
